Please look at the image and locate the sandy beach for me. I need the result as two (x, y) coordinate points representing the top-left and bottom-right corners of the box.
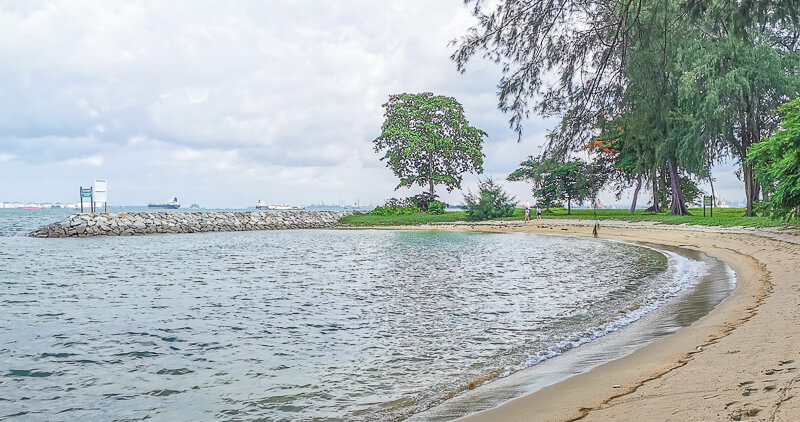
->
(402, 219), (800, 421)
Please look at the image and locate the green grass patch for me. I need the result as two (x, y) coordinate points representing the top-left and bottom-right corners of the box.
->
(340, 207), (797, 229)
(339, 211), (469, 226)
(537, 207), (792, 228)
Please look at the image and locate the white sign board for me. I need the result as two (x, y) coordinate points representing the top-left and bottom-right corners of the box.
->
(94, 179), (108, 203)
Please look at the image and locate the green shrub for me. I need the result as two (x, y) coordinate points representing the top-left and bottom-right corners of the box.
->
(749, 98), (800, 220)
(370, 205), (420, 216)
(463, 178), (516, 221)
(371, 195), (447, 215)
(427, 200), (447, 215)
(407, 192), (439, 212)
(382, 197), (410, 208)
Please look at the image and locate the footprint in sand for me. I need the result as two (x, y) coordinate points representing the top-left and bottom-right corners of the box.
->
(742, 387), (758, 397)
(764, 366), (796, 375)
(728, 406), (762, 420)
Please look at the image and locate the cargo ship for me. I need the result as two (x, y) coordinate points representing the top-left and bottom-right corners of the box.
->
(148, 197), (180, 209)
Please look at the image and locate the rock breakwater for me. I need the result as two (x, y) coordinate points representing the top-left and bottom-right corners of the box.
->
(30, 211), (352, 238)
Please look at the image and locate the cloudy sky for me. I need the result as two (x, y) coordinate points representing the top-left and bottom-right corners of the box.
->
(0, 1), (745, 207)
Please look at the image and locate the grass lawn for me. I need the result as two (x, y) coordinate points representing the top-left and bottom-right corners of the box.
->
(341, 207), (797, 229)
(339, 212), (469, 226)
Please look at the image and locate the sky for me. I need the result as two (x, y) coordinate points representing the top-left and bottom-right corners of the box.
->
(0, 0), (747, 208)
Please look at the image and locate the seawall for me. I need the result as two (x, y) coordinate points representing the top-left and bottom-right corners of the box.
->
(30, 211), (352, 238)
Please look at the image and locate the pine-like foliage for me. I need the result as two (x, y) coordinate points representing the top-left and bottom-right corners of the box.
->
(464, 178), (517, 220)
(453, 0), (800, 217)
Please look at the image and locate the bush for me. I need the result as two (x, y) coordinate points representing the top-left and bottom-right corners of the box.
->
(369, 197), (418, 216)
(427, 200), (447, 215)
(371, 195), (447, 215)
(382, 197), (411, 208)
(463, 178), (517, 221)
(370, 205), (420, 216)
(749, 98), (800, 220)
(407, 192), (439, 212)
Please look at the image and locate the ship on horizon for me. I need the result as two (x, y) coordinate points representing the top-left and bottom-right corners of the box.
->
(148, 197), (180, 209)
(256, 200), (268, 210)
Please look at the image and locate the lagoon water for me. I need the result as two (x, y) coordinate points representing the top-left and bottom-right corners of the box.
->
(0, 209), (733, 421)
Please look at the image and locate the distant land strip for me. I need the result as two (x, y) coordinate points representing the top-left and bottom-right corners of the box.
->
(30, 211), (352, 238)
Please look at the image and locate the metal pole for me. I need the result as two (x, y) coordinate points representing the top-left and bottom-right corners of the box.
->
(80, 187), (84, 213)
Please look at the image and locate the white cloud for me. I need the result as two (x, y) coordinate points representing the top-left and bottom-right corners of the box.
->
(0, 1), (749, 206)
(0, 153), (14, 162)
(65, 155), (104, 167)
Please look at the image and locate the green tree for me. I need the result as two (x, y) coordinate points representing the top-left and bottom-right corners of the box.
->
(508, 158), (592, 214)
(374, 93), (487, 198)
(622, 0), (710, 215)
(463, 178), (517, 221)
(453, 0), (701, 215)
(678, 1), (800, 216)
(452, 0), (645, 145)
(748, 98), (800, 219)
(454, 0), (800, 217)
(579, 132), (643, 214)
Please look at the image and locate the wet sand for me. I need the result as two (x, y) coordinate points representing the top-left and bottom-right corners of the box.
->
(395, 219), (800, 421)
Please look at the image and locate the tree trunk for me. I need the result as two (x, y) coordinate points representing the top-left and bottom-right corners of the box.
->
(659, 168), (670, 210)
(709, 174), (716, 206)
(667, 158), (690, 215)
(567, 195), (571, 215)
(630, 173), (642, 215)
(743, 162), (757, 217)
(646, 166), (662, 213)
(741, 97), (760, 217)
(428, 153), (435, 199)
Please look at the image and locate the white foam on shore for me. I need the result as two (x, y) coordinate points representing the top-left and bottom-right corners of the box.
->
(412, 240), (738, 422)
(505, 247), (710, 377)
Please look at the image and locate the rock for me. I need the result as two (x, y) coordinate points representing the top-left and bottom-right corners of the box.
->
(30, 210), (353, 238)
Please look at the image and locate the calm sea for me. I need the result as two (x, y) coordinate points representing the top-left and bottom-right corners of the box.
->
(0, 208), (734, 421)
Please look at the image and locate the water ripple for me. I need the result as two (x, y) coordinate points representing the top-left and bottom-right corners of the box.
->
(0, 210), (702, 421)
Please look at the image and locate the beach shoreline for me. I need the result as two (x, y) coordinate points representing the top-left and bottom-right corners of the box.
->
(372, 220), (799, 421)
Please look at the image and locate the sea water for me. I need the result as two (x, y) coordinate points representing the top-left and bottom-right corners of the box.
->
(0, 209), (734, 421)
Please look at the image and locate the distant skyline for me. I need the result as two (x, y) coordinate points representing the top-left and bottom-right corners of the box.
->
(0, 1), (746, 208)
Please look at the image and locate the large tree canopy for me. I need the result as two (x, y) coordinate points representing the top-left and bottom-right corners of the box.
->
(678, 0), (800, 215)
(452, 0), (645, 147)
(374, 92), (487, 198)
(454, 0), (800, 217)
(749, 98), (800, 218)
(508, 157), (592, 214)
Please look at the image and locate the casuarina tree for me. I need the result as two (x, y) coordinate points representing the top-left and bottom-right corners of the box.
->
(463, 178), (517, 221)
(374, 92), (487, 198)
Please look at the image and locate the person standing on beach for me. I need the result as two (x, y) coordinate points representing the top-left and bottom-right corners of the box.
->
(524, 206), (530, 222)
(536, 205), (542, 220)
